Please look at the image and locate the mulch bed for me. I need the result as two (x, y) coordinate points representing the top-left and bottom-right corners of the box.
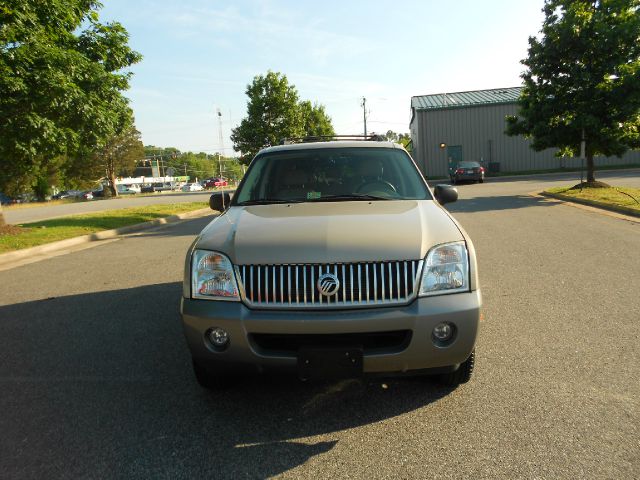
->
(0, 224), (26, 235)
(570, 181), (611, 189)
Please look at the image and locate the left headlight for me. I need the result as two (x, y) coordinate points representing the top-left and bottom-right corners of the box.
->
(191, 250), (240, 301)
(419, 242), (469, 297)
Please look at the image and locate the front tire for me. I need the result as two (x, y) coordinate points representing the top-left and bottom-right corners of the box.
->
(439, 349), (475, 387)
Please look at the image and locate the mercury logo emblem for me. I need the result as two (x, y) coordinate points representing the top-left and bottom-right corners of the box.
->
(317, 273), (340, 297)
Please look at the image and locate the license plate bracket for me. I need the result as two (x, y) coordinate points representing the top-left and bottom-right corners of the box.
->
(297, 346), (363, 381)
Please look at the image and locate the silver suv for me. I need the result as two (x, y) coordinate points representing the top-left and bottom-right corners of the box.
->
(181, 139), (481, 388)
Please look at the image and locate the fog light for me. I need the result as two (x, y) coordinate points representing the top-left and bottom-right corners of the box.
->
(208, 327), (230, 348)
(433, 322), (454, 341)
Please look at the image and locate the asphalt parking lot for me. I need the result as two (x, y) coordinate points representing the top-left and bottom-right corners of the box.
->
(0, 171), (638, 479)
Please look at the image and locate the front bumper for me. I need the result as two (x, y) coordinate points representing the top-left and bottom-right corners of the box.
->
(181, 290), (481, 376)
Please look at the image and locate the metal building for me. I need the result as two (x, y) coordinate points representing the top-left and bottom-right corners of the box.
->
(409, 86), (640, 178)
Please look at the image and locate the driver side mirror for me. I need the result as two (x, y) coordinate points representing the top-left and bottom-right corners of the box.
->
(433, 184), (458, 205)
(209, 192), (231, 211)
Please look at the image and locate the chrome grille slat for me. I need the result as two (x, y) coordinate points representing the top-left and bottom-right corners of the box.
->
(365, 264), (370, 303)
(238, 260), (422, 309)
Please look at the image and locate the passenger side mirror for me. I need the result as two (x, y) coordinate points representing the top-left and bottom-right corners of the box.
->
(433, 184), (458, 205)
(209, 192), (231, 211)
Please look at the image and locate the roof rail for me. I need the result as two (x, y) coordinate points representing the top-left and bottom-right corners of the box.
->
(279, 134), (385, 145)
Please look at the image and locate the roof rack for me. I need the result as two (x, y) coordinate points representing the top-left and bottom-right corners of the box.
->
(279, 134), (385, 145)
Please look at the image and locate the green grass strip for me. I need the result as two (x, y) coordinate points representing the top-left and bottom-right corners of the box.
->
(544, 186), (640, 215)
(0, 202), (208, 253)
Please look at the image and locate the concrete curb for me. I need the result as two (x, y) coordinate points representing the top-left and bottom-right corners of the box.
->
(0, 207), (213, 267)
(538, 191), (640, 221)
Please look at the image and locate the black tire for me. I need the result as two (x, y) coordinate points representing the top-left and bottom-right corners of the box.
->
(192, 359), (229, 390)
(439, 349), (475, 387)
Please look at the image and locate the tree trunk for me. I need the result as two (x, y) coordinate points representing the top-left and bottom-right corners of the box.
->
(0, 205), (6, 228)
(109, 172), (118, 197)
(586, 152), (595, 182)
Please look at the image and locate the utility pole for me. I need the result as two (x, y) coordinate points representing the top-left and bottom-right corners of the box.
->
(216, 107), (225, 178)
(361, 97), (367, 136)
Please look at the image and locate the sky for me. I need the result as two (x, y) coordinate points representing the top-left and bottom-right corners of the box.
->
(98, 0), (547, 156)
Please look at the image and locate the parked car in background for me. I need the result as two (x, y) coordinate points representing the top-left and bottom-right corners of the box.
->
(203, 177), (228, 189)
(450, 161), (485, 184)
(182, 182), (204, 192)
(117, 185), (137, 195)
(52, 190), (81, 200)
(0, 192), (15, 205)
(123, 184), (141, 193)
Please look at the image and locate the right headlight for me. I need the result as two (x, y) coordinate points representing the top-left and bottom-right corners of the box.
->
(191, 250), (240, 301)
(419, 242), (469, 297)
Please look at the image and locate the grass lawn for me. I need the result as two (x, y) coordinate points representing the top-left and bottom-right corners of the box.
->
(0, 202), (208, 253)
(544, 186), (640, 214)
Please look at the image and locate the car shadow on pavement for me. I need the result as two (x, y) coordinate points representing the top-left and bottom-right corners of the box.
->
(446, 194), (557, 213)
(0, 282), (454, 479)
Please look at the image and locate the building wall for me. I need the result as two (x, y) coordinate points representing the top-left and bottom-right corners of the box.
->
(411, 103), (640, 178)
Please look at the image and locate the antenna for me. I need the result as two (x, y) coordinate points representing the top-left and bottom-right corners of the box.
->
(216, 107), (226, 208)
(216, 107), (224, 178)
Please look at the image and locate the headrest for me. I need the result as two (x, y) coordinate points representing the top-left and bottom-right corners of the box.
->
(281, 169), (308, 186)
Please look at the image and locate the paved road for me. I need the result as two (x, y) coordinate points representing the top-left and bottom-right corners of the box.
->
(3, 190), (220, 225)
(1, 174), (638, 479)
(5, 169), (640, 225)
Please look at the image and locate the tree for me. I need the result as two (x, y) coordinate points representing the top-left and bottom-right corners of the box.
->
(299, 101), (335, 138)
(506, 0), (640, 184)
(98, 121), (144, 197)
(231, 72), (304, 163)
(0, 0), (141, 222)
(231, 71), (336, 164)
(382, 131), (411, 149)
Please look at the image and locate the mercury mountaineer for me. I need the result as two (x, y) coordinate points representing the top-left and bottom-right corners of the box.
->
(180, 137), (481, 389)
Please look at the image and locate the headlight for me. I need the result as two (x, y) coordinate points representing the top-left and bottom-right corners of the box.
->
(419, 242), (469, 296)
(191, 250), (240, 301)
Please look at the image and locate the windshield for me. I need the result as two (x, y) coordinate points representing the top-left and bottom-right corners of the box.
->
(233, 147), (431, 205)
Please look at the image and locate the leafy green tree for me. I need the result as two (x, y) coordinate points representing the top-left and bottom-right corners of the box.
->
(382, 130), (411, 149)
(231, 71), (304, 163)
(299, 101), (335, 138)
(0, 0), (141, 222)
(506, 0), (640, 184)
(99, 121), (144, 196)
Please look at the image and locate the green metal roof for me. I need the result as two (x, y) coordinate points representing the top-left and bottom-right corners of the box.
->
(411, 86), (523, 110)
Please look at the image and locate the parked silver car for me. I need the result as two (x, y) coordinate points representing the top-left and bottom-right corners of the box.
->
(181, 139), (481, 389)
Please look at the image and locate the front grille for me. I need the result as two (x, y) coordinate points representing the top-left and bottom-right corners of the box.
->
(235, 260), (423, 309)
(250, 330), (412, 355)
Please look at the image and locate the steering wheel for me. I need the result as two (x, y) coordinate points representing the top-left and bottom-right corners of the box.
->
(356, 180), (398, 196)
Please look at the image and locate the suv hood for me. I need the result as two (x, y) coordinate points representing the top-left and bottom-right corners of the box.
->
(195, 200), (464, 264)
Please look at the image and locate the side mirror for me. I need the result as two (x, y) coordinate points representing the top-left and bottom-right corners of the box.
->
(209, 192), (231, 211)
(433, 184), (458, 205)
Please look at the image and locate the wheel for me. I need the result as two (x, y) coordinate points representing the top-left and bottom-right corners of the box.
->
(439, 349), (475, 387)
(192, 359), (230, 390)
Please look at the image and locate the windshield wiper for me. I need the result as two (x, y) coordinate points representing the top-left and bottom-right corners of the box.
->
(236, 198), (304, 206)
(307, 194), (391, 202)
